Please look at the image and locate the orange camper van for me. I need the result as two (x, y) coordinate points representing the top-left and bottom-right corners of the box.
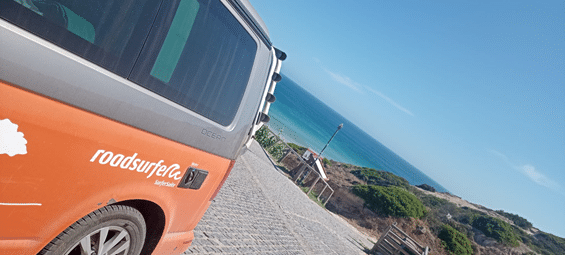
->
(0, 0), (285, 254)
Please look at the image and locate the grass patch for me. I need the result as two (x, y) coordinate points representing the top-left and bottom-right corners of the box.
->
(322, 158), (332, 166)
(288, 142), (307, 155)
(276, 165), (289, 173)
(301, 186), (325, 208)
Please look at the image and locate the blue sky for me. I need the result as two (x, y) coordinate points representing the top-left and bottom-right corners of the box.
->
(249, 0), (565, 237)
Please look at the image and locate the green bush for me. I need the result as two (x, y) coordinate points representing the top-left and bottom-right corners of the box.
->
(255, 126), (286, 159)
(420, 194), (450, 208)
(255, 126), (276, 148)
(417, 183), (436, 192)
(268, 143), (285, 159)
(490, 215), (564, 254)
(352, 185), (427, 218)
(288, 143), (307, 155)
(438, 224), (474, 255)
(471, 215), (520, 247)
(322, 158), (331, 166)
(527, 232), (565, 255)
(495, 210), (533, 230)
(351, 168), (410, 188)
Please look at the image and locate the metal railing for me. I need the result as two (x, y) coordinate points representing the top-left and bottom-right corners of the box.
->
(256, 126), (334, 206)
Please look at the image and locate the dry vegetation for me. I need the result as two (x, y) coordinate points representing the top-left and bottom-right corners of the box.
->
(320, 159), (564, 255)
(257, 129), (564, 255)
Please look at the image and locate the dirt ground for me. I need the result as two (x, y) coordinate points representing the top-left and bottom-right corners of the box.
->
(320, 160), (536, 255)
(274, 149), (541, 255)
(318, 161), (448, 255)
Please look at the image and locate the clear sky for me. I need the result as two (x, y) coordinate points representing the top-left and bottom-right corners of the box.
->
(249, 0), (565, 237)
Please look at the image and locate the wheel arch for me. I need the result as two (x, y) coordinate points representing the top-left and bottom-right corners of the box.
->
(115, 200), (166, 255)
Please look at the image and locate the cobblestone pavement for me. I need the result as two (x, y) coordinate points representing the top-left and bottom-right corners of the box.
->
(184, 141), (375, 255)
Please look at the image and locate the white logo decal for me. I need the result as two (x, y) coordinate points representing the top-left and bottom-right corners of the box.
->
(0, 119), (27, 157)
(154, 180), (176, 187)
(90, 150), (183, 181)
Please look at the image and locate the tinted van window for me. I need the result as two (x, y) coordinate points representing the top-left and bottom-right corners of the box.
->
(130, 0), (258, 126)
(0, 0), (161, 77)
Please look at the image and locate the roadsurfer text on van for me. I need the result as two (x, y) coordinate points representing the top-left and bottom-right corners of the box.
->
(89, 149), (183, 180)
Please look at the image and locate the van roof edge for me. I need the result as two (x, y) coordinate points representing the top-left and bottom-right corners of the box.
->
(228, 0), (272, 47)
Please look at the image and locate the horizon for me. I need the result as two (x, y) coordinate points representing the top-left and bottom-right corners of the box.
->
(271, 73), (451, 193)
(250, 0), (565, 237)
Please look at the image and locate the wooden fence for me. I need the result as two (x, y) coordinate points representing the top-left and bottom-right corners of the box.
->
(258, 126), (335, 206)
(371, 222), (429, 255)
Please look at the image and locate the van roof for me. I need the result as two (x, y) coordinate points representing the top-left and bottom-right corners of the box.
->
(238, 0), (269, 35)
(230, 0), (272, 47)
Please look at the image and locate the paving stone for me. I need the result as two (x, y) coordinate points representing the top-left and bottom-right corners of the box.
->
(184, 141), (374, 255)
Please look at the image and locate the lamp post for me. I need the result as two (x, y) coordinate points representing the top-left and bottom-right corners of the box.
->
(314, 123), (343, 163)
(301, 123), (343, 182)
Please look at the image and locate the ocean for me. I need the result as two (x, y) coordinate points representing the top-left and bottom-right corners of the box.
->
(267, 75), (449, 193)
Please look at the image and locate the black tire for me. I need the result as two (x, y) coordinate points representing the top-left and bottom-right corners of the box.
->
(39, 205), (146, 255)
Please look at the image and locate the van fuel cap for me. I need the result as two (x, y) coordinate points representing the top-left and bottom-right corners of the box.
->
(178, 167), (208, 189)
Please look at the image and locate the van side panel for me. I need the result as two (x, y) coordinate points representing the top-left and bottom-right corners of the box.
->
(0, 82), (231, 254)
(0, 18), (272, 161)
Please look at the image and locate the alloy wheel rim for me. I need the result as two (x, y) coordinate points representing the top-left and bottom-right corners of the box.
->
(64, 226), (131, 255)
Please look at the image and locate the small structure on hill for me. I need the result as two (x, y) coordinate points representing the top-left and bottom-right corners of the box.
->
(371, 222), (429, 255)
(302, 148), (328, 181)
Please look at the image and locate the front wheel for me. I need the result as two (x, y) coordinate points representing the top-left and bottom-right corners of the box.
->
(39, 205), (146, 255)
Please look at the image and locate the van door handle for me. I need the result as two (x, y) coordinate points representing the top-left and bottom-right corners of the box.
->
(178, 167), (208, 189)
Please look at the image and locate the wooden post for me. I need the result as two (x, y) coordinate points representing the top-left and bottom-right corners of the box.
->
(302, 166), (314, 183)
(371, 222), (428, 255)
(278, 148), (291, 162)
(270, 137), (281, 151)
(371, 224), (393, 254)
(307, 176), (320, 195)
(323, 188), (334, 206)
(294, 164), (307, 182)
(317, 184), (328, 201)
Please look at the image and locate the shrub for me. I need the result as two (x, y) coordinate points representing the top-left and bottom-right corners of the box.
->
(420, 194), (450, 208)
(530, 232), (565, 255)
(508, 222), (564, 254)
(352, 185), (427, 218)
(322, 158), (331, 166)
(268, 143), (285, 159)
(417, 184), (436, 192)
(288, 143), (307, 155)
(255, 126), (276, 148)
(342, 163), (351, 168)
(470, 215), (520, 247)
(495, 210), (533, 230)
(351, 168), (410, 188)
(438, 224), (474, 255)
(254, 126), (286, 159)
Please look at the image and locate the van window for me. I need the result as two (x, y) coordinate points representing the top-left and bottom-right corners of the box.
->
(130, 0), (258, 126)
(0, 0), (161, 77)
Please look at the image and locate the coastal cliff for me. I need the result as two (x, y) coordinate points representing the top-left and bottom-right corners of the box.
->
(255, 127), (563, 255)
(320, 159), (564, 255)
